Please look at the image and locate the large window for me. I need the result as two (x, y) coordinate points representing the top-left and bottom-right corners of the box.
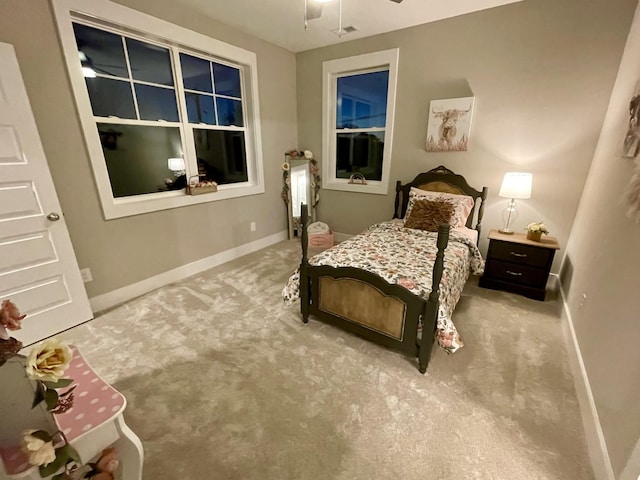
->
(52, 0), (264, 218)
(322, 49), (399, 195)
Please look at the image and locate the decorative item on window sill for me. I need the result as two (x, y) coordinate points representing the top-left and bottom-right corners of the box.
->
(525, 221), (549, 242)
(186, 175), (218, 195)
(348, 173), (367, 185)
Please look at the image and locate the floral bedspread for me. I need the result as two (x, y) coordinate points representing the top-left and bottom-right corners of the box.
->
(282, 221), (484, 353)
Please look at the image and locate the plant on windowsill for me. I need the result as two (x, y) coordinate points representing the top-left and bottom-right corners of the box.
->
(525, 221), (549, 242)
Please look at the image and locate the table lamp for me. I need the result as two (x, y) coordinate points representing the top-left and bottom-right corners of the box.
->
(167, 157), (185, 176)
(498, 172), (532, 234)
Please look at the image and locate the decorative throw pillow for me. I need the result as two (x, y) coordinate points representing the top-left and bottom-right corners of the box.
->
(405, 187), (475, 228)
(404, 199), (454, 232)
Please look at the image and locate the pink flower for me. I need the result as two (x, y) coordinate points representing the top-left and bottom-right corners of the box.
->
(95, 448), (119, 475)
(437, 330), (455, 348)
(397, 277), (417, 290)
(0, 300), (26, 340)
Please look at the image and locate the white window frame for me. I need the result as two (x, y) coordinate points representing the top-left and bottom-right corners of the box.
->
(51, 0), (265, 219)
(322, 49), (399, 195)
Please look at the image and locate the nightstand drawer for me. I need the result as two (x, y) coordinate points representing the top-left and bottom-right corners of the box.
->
(490, 241), (551, 268)
(484, 260), (548, 287)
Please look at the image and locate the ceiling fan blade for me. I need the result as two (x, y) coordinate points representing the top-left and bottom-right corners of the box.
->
(306, 1), (323, 20)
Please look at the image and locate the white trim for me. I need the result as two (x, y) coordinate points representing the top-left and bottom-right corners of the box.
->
(51, 0), (265, 219)
(620, 437), (640, 480)
(322, 48), (399, 195)
(89, 230), (287, 312)
(558, 281), (615, 480)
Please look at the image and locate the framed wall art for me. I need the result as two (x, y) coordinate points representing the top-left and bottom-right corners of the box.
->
(425, 96), (475, 152)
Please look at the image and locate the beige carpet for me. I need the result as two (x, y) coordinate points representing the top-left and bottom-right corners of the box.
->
(59, 240), (592, 480)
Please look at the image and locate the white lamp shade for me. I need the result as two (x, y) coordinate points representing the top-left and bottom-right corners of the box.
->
(167, 157), (185, 171)
(499, 172), (532, 199)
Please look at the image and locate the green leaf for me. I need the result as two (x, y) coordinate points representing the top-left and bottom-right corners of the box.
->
(57, 444), (81, 463)
(44, 389), (59, 410)
(43, 378), (73, 389)
(39, 453), (66, 477)
(30, 430), (52, 442)
(31, 382), (45, 408)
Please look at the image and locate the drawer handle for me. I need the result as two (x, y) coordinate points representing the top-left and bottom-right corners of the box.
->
(510, 252), (527, 258)
(506, 270), (523, 276)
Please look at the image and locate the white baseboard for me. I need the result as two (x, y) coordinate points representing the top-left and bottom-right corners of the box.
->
(89, 230), (288, 313)
(557, 275), (615, 480)
(621, 438), (640, 480)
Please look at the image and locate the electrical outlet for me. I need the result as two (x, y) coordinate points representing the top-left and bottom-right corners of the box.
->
(80, 268), (93, 283)
(250, 221), (256, 232)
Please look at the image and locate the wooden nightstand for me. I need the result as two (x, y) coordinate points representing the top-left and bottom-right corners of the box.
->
(479, 229), (560, 301)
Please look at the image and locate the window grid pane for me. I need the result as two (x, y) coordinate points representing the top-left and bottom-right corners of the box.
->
(336, 70), (389, 129)
(126, 37), (174, 86)
(180, 53), (213, 93)
(335, 131), (385, 181)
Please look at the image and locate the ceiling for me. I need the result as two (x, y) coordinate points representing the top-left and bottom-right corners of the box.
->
(171, 0), (523, 53)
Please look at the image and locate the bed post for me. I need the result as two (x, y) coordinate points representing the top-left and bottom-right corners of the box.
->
(393, 180), (402, 218)
(475, 186), (488, 241)
(300, 204), (310, 323)
(418, 223), (450, 373)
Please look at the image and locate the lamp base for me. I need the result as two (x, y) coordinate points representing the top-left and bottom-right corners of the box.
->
(498, 229), (515, 235)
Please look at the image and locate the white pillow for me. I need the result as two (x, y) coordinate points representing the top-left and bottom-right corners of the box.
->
(405, 187), (475, 228)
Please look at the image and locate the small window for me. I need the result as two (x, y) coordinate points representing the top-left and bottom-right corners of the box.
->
(322, 49), (399, 195)
(53, 0), (264, 218)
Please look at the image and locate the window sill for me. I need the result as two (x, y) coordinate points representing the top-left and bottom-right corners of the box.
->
(102, 183), (265, 219)
(322, 179), (388, 195)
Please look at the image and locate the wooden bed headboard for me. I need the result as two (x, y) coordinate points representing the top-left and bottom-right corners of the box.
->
(393, 165), (488, 237)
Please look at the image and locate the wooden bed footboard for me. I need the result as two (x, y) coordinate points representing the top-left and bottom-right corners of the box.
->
(299, 204), (449, 373)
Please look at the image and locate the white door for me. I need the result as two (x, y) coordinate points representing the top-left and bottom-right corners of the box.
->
(0, 42), (92, 346)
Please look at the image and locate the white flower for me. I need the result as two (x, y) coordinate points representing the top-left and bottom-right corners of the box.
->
(22, 431), (56, 467)
(526, 221), (549, 234)
(282, 162), (290, 171)
(304, 150), (313, 160)
(26, 338), (73, 382)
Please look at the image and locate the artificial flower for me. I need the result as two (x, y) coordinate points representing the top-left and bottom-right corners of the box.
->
(22, 431), (56, 467)
(0, 299), (26, 340)
(525, 221), (549, 234)
(304, 150), (313, 159)
(95, 448), (119, 475)
(282, 162), (290, 171)
(26, 338), (73, 382)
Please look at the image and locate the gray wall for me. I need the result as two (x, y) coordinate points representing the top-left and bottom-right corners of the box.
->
(296, 0), (636, 271)
(0, 0), (297, 297)
(563, 2), (640, 475)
